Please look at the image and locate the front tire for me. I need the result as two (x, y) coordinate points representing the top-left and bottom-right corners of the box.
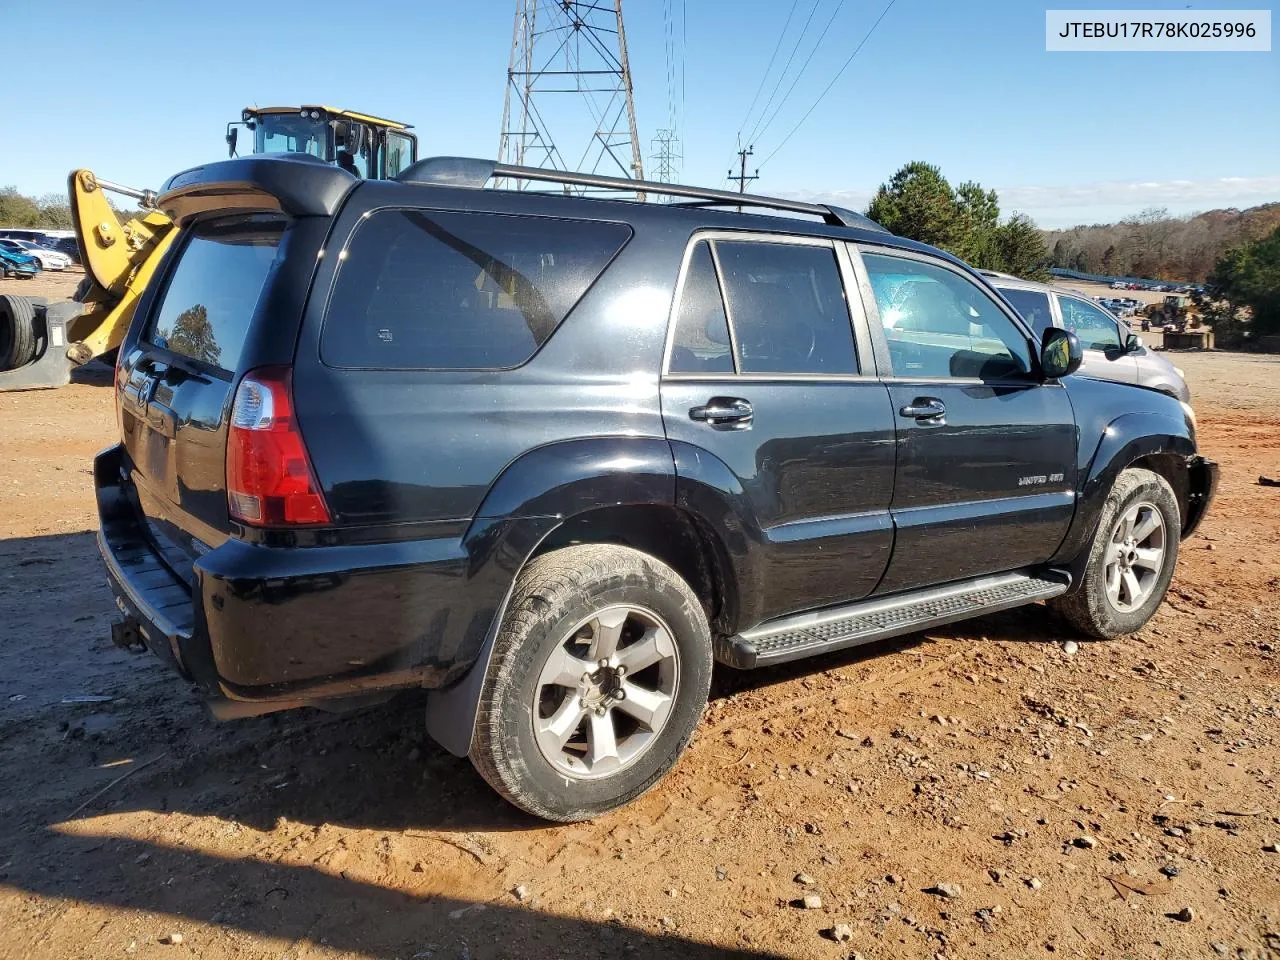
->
(1050, 467), (1181, 638)
(469, 544), (713, 822)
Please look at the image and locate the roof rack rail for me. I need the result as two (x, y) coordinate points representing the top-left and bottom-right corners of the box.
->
(394, 156), (888, 232)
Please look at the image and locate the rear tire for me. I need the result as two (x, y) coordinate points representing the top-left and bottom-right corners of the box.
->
(469, 544), (713, 822)
(1050, 467), (1180, 638)
(0, 295), (39, 371)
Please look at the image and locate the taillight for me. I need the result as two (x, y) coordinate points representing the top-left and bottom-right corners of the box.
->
(227, 366), (331, 526)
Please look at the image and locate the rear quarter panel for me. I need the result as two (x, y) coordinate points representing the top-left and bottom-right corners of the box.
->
(291, 184), (684, 527)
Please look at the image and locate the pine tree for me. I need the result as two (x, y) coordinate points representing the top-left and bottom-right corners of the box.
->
(995, 214), (1050, 280)
(866, 162), (960, 249)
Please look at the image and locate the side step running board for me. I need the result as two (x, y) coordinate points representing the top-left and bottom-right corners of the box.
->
(715, 570), (1069, 669)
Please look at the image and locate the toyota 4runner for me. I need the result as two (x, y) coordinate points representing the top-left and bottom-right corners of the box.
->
(96, 155), (1217, 821)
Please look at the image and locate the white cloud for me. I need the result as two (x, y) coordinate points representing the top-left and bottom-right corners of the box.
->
(995, 174), (1280, 213)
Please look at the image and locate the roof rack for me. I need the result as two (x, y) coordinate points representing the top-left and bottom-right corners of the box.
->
(395, 157), (888, 232)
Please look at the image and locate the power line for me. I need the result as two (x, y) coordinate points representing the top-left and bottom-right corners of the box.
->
(736, 0), (801, 140)
(759, 0), (898, 168)
(744, 0), (824, 147)
(680, 0), (686, 136)
(751, 0), (848, 146)
(664, 0), (676, 131)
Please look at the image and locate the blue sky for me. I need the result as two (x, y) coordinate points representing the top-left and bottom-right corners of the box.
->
(5, 0), (1277, 227)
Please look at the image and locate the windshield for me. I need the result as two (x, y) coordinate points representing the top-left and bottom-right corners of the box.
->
(252, 114), (331, 161)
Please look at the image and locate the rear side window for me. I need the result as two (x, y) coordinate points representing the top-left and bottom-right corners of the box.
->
(148, 216), (284, 371)
(323, 210), (631, 369)
(998, 287), (1054, 338)
(668, 241), (734, 373)
(715, 241), (856, 375)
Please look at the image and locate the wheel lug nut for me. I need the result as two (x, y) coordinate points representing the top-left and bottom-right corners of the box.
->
(614, 688), (626, 701)
(598, 658), (609, 669)
(615, 665), (627, 677)
(581, 672), (593, 684)
(594, 705), (607, 717)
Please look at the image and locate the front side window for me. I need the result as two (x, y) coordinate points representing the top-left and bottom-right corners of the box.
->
(323, 210), (631, 369)
(385, 132), (415, 178)
(148, 216), (284, 371)
(1058, 297), (1122, 351)
(997, 287), (1054, 339)
(862, 252), (1032, 380)
(715, 240), (856, 375)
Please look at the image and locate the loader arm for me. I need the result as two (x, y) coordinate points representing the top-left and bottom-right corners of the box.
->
(65, 169), (177, 363)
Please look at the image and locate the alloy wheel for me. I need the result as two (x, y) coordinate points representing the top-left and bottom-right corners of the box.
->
(532, 604), (680, 780)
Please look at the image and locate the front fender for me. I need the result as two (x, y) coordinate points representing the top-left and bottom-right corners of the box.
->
(1050, 410), (1195, 568)
(425, 436), (676, 756)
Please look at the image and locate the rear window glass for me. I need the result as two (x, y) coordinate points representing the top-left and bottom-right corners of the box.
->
(148, 216), (284, 371)
(322, 210), (632, 369)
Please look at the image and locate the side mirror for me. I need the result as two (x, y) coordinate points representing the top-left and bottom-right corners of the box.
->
(1041, 327), (1083, 379)
(1125, 332), (1142, 353)
(349, 123), (367, 157)
(225, 126), (238, 157)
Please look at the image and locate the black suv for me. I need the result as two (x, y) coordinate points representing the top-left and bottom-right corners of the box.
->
(97, 155), (1217, 821)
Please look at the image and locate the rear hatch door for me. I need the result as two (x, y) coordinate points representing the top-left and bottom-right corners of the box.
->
(117, 215), (287, 580)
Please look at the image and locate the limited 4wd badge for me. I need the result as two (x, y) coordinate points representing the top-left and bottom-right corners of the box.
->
(1019, 473), (1065, 487)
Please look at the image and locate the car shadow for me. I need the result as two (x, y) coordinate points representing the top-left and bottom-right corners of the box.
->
(0, 830), (781, 959)
(69, 358), (114, 386)
(3, 528), (1070, 843)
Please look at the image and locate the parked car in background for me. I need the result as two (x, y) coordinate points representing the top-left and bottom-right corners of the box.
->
(0, 239), (70, 271)
(44, 237), (81, 264)
(987, 274), (1189, 402)
(0, 246), (40, 279)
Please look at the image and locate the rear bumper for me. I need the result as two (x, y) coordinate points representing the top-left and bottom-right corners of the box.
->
(96, 447), (195, 676)
(94, 444), (517, 716)
(1182, 455), (1218, 538)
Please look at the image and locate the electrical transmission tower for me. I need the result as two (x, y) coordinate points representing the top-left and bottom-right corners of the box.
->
(497, 0), (645, 196)
(649, 128), (681, 196)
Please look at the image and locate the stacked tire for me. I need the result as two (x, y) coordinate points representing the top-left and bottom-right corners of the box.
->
(0, 295), (40, 371)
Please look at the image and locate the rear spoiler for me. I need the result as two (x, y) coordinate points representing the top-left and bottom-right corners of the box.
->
(157, 155), (356, 224)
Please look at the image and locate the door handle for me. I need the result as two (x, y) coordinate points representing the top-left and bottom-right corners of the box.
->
(690, 397), (753, 425)
(899, 397), (946, 422)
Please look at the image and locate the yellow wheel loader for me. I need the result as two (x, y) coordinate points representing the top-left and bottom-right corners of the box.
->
(0, 106), (416, 389)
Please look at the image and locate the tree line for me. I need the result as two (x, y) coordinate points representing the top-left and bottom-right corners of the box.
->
(1044, 203), (1280, 283)
(1197, 224), (1280, 339)
(0, 187), (75, 229)
(862, 162), (1280, 290)
(1, 185), (145, 230)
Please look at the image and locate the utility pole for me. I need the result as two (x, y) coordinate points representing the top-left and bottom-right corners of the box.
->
(729, 146), (758, 194)
(649, 128), (682, 198)
(497, 0), (646, 199)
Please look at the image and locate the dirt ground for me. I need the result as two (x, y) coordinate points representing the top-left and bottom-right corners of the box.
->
(0, 273), (1277, 960)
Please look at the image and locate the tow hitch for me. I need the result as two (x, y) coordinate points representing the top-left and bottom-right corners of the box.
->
(110, 617), (146, 653)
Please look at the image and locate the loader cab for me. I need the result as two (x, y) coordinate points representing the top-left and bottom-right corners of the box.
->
(225, 106), (417, 180)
